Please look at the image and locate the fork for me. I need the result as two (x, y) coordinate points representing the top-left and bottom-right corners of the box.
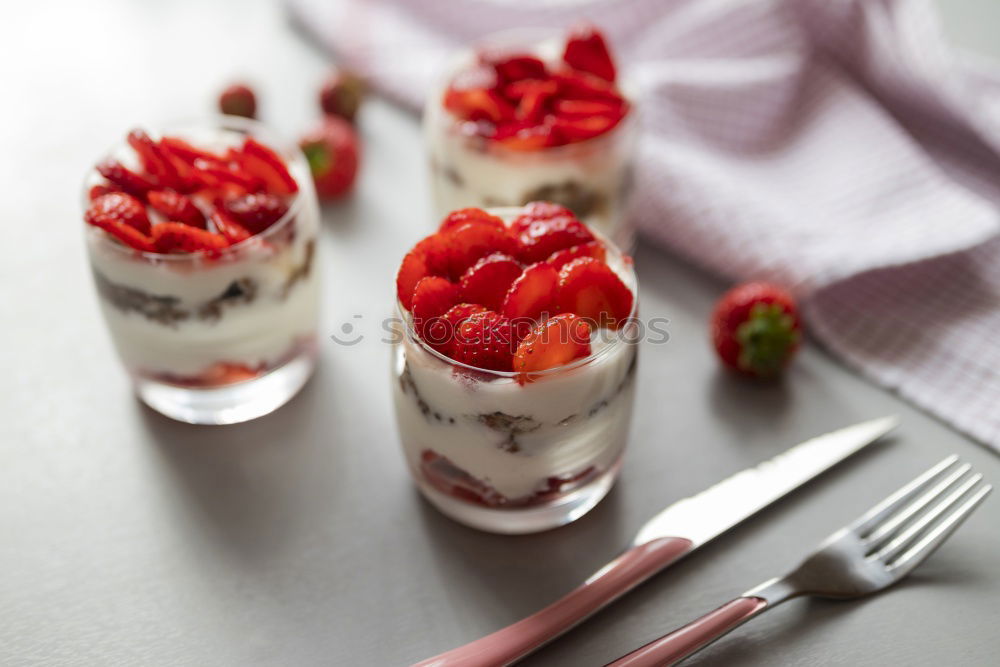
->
(608, 455), (992, 667)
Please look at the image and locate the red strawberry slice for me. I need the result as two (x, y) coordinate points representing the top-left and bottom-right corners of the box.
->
(96, 160), (157, 199)
(546, 241), (607, 270)
(510, 201), (573, 236)
(486, 53), (548, 83)
(127, 129), (185, 190)
(437, 208), (506, 233)
(85, 192), (151, 234)
(443, 87), (515, 124)
(451, 310), (518, 372)
(239, 137), (299, 195)
(209, 204), (252, 244)
(221, 193), (289, 234)
(513, 313), (592, 375)
(160, 136), (224, 164)
(445, 221), (518, 279)
(152, 222), (229, 254)
(412, 276), (460, 341)
(552, 70), (622, 102)
(194, 158), (263, 193)
(494, 121), (555, 151)
(557, 257), (634, 328)
(397, 250), (429, 310)
(552, 113), (623, 142)
(88, 184), (120, 200)
(459, 253), (523, 311)
(424, 303), (487, 354)
(147, 190), (206, 228)
(562, 23), (617, 82)
(88, 216), (156, 252)
(553, 99), (624, 118)
(515, 211), (595, 264)
(501, 262), (559, 323)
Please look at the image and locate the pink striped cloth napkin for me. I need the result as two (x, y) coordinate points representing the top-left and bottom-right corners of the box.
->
(289, 0), (1000, 450)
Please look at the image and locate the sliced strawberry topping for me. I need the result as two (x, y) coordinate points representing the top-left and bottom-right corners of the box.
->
(411, 276), (460, 340)
(397, 250), (429, 310)
(221, 193), (289, 234)
(494, 121), (555, 151)
(562, 23), (617, 82)
(487, 53), (548, 83)
(552, 69), (622, 102)
(546, 241), (606, 270)
(424, 303), (487, 354)
(96, 160), (156, 199)
(88, 217), (156, 252)
(152, 222), (229, 254)
(193, 158), (263, 193)
(515, 211), (595, 264)
(553, 99), (624, 117)
(88, 184), (120, 200)
(459, 253), (523, 311)
(159, 136), (224, 165)
(209, 204), (252, 244)
(239, 138), (299, 195)
(510, 201), (574, 235)
(501, 262), (559, 323)
(127, 129), (186, 190)
(552, 113), (623, 142)
(147, 190), (206, 228)
(443, 88), (515, 124)
(452, 310), (518, 372)
(514, 313), (592, 374)
(85, 192), (151, 234)
(437, 208), (506, 233)
(558, 257), (634, 328)
(445, 221), (518, 279)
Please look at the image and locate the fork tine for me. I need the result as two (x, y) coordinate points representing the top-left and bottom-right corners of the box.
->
(874, 474), (985, 564)
(864, 463), (972, 551)
(889, 484), (992, 575)
(852, 456), (960, 536)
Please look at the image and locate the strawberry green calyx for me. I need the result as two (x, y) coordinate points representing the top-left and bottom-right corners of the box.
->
(301, 141), (331, 176)
(735, 303), (800, 377)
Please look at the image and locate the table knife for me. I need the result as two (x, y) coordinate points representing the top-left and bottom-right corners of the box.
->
(413, 416), (898, 667)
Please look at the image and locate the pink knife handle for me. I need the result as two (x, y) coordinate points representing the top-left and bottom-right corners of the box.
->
(413, 537), (693, 667)
(607, 596), (768, 667)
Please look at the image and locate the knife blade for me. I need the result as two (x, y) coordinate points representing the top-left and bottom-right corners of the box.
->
(633, 415), (899, 547)
(413, 416), (898, 667)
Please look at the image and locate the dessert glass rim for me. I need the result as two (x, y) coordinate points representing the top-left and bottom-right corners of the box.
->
(396, 205), (639, 379)
(435, 27), (638, 159)
(81, 114), (307, 263)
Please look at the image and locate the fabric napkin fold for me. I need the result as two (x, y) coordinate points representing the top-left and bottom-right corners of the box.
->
(289, 0), (1000, 449)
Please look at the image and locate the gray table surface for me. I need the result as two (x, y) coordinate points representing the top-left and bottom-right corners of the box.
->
(1, 1), (997, 665)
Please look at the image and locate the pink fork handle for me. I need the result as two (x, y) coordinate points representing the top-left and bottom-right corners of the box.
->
(607, 596), (768, 667)
(413, 536), (694, 667)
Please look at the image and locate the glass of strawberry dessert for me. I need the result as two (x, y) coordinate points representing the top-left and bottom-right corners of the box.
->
(392, 203), (639, 533)
(424, 23), (637, 249)
(82, 117), (321, 425)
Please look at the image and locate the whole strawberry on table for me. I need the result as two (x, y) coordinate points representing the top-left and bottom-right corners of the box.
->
(711, 282), (802, 378)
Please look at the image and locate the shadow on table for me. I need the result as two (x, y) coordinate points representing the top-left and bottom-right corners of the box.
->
(137, 361), (345, 564)
(413, 481), (631, 621)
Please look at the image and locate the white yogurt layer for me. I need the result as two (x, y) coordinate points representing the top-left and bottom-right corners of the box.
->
(393, 329), (636, 500)
(84, 128), (321, 379)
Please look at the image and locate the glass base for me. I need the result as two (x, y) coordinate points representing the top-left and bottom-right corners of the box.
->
(134, 351), (316, 425)
(416, 459), (621, 534)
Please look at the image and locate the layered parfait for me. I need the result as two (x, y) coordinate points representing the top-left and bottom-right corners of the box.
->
(392, 203), (638, 533)
(424, 24), (636, 248)
(82, 118), (320, 424)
